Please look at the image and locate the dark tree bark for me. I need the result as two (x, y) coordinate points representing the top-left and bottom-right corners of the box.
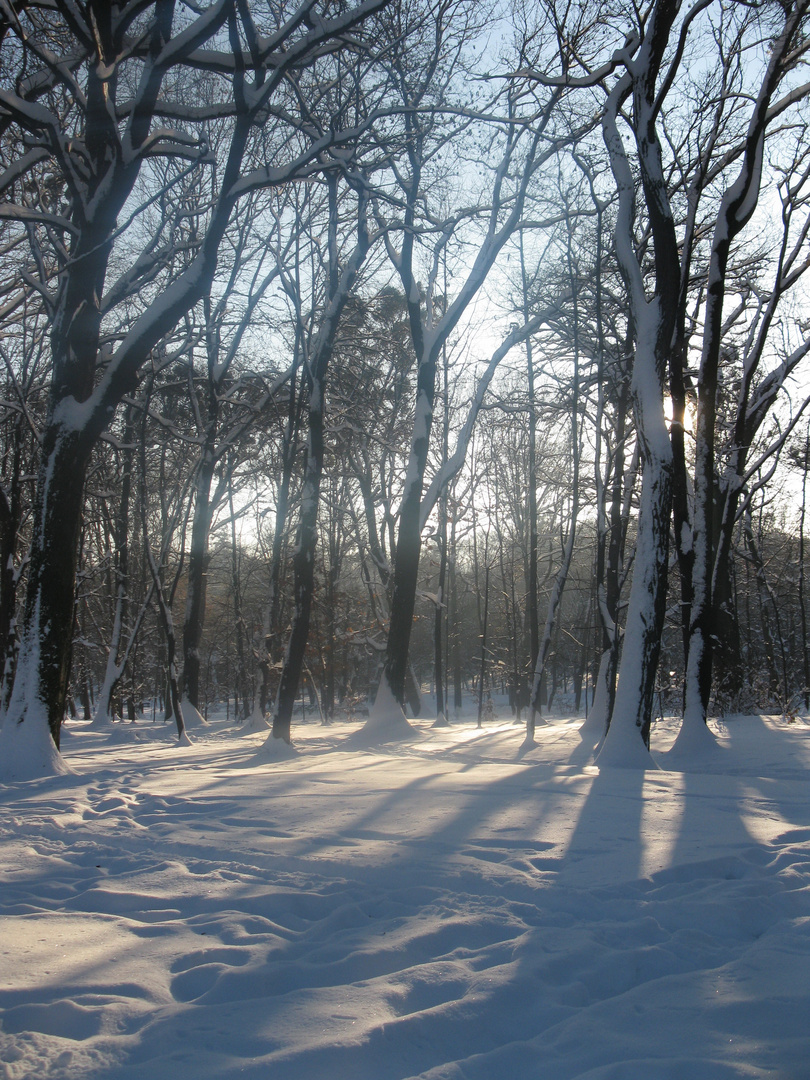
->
(0, 0), (386, 776)
(12, 424), (94, 748)
(93, 406), (136, 725)
(372, 24), (568, 716)
(0, 421), (24, 710)
(269, 181), (373, 745)
(181, 444), (217, 715)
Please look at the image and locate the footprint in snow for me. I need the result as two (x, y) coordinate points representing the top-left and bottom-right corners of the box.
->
(170, 947), (251, 1002)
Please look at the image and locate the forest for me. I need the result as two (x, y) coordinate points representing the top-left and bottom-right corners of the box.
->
(3, 4), (810, 1076)
(2, 0), (810, 777)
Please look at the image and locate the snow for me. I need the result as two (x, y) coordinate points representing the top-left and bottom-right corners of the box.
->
(0, 706), (71, 781)
(0, 610), (71, 781)
(178, 698), (207, 729)
(244, 702), (270, 731)
(360, 674), (415, 740)
(1, 705), (810, 1080)
(257, 729), (299, 761)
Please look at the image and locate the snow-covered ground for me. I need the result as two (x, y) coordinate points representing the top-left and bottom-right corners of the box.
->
(1, 704), (809, 1080)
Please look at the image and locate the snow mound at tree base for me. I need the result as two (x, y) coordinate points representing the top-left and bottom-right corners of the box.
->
(180, 698), (208, 727)
(0, 713), (72, 780)
(595, 715), (660, 770)
(255, 731), (299, 761)
(243, 703), (271, 731)
(350, 679), (417, 746)
(666, 712), (728, 763)
(88, 710), (121, 728)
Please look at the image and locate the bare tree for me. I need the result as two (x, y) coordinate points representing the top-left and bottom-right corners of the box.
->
(366, 2), (579, 726)
(266, 177), (378, 747)
(0, 0), (386, 776)
(526, 0), (810, 762)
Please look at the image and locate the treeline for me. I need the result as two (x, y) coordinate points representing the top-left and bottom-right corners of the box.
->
(63, 397), (810, 730)
(1, 0), (810, 775)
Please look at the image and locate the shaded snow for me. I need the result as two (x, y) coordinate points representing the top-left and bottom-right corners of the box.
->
(0, 708), (71, 780)
(179, 698), (207, 728)
(0, 623), (71, 781)
(244, 703), (270, 732)
(357, 675), (416, 743)
(1, 707), (809, 1079)
(256, 730), (299, 761)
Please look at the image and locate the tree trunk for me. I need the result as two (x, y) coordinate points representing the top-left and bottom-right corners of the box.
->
(433, 339), (451, 727)
(799, 442), (810, 710)
(380, 382), (436, 706)
(597, 304), (673, 766)
(0, 417), (24, 710)
(7, 425), (93, 747)
(520, 232), (540, 680)
(432, 504), (448, 726)
(449, 507), (463, 716)
(477, 562), (490, 729)
(267, 181), (371, 745)
(228, 472), (252, 720)
(678, 1), (806, 743)
(271, 403), (323, 743)
(93, 407), (136, 725)
(181, 448), (216, 712)
(263, 369), (304, 710)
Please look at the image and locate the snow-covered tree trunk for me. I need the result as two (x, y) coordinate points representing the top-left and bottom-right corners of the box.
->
(0, 0), (386, 775)
(433, 340), (451, 728)
(3, 421), (93, 765)
(589, 2), (682, 764)
(580, 360), (634, 745)
(597, 315), (672, 766)
(92, 408), (136, 726)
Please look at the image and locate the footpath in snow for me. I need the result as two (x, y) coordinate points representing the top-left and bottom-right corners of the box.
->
(1, 705), (809, 1080)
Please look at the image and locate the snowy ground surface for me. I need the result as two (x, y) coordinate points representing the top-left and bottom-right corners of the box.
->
(2, 702), (810, 1080)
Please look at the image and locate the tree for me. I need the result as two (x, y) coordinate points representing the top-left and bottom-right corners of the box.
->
(90, 403), (141, 726)
(366, 0), (578, 724)
(0, 0), (386, 776)
(787, 435), (810, 710)
(266, 177), (377, 746)
(526, 0), (810, 762)
(678, 113), (810, 746)
(179, 191), (291, 720)
(0, 289), (46, 709)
